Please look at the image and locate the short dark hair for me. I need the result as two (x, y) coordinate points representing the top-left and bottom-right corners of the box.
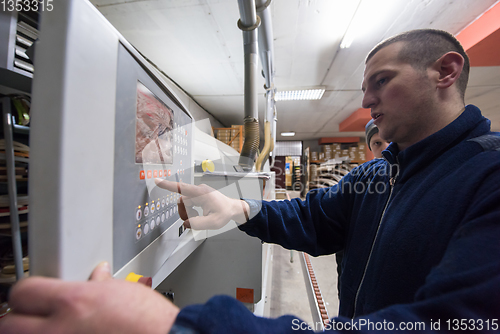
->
(366, 29), (470, 100)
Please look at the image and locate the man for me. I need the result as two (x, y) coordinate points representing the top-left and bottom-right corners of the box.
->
(365, 119), (390, 159)
(1, 29), (499, 333)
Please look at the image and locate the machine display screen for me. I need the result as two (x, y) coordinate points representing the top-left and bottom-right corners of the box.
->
(135, 81), (174, 164)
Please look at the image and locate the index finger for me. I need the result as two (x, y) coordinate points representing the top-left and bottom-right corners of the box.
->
(154, 179), (200, 197)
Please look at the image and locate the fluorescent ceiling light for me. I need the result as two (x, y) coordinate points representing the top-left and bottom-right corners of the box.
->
(275, 88), (325, 101)
(281, 132), (296, 137)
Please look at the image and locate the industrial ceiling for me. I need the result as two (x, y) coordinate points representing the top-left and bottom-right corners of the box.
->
(89, 0), (500, 141)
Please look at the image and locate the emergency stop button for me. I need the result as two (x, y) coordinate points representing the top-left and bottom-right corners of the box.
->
(125, 272), (152, 287)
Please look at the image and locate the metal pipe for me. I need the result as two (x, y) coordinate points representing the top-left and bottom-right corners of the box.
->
(272, 103), (277, 155)
(256, 0), (274, 90)
(255, 0), (277, 170)
(2, 97), (25, 280)
(237, 0), (260, 171)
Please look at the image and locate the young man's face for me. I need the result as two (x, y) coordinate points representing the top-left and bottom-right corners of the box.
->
(369, 132), (390, 159)
(361, 42), (436, 150)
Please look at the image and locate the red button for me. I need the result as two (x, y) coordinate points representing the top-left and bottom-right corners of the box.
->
(153, 170), (158, 178)
(159, 170), (163, 177)
(147, 170), (152, 179)
(140, 171), (145, 180)
(168, 170), (171, 176)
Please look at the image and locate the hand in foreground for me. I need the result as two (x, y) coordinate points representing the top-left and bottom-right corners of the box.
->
(0, 262), (179, 334)
(155, 179), (249, 230)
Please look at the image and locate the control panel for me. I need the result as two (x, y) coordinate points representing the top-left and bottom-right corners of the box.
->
(112, 44), (193, 274)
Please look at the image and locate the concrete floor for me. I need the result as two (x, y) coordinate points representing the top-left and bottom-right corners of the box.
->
(268, 191), (340, 322)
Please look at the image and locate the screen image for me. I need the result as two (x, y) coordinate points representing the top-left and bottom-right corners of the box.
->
(135, 81), (174, 164)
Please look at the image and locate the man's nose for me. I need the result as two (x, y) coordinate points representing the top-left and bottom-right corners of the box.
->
(362, 90), (377, 110)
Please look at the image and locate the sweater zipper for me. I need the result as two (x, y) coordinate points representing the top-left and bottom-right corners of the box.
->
(353, 167), (399, 318)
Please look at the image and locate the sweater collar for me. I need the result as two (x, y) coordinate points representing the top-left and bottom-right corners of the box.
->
(382, 105), (490, 182)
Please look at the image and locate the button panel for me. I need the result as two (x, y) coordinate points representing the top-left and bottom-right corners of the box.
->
(132, 122), (190, 243)
(134, 193), (182, 242)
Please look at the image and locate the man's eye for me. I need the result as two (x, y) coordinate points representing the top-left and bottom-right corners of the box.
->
(377, 78), (386, 86)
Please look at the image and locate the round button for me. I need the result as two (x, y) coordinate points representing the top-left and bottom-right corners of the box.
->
(144, 224), (150, 235)
(150, 219), (155, 230)
(150, 203), (155, 213)
(136, 228), (142, 240)
(144, 206), (149, 217)
(156, 216), (161, 226)
(161, 213), (165, 223)
(202, 159), (215, 172)
(166, 210), (170, 219)
(136, 208), (142, 221)
(156, 202), (161, 210)
(161, 199), (165, 208)
(170, 208), (173, 216)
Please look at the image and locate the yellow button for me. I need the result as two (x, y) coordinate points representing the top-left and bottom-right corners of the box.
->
(125, 272), (143, 283)
(202, 159), (215, 172)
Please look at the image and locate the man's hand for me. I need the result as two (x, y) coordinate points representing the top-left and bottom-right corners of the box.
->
(154, 179), (250, 230)
(0, 262), (179, 334)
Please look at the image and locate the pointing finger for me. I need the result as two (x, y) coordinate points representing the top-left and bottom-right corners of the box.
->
(154, 179), (179, 192)
(155, 179), (201, 197)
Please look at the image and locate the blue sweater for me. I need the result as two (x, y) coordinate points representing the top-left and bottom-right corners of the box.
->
(175, 105), (500, 333)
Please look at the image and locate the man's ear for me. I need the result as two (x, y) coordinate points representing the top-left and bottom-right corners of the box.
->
(432, 51), (464, 89)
